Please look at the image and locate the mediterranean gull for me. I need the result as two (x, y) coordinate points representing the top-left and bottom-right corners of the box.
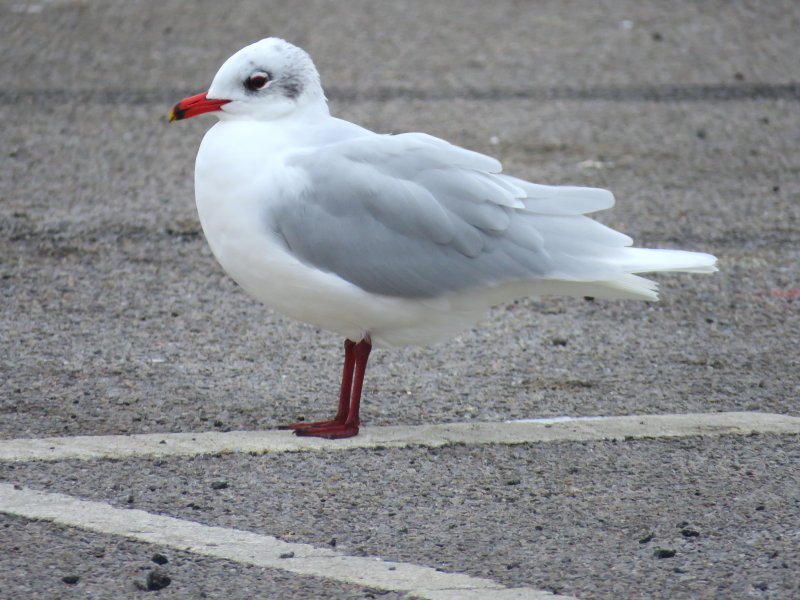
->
(169, 38), (717, 439)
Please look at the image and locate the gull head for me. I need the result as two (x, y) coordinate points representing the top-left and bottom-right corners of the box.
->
(169, 38), (326, 123)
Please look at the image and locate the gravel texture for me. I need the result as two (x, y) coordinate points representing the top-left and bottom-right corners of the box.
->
(3, 434), (799, 599)
(2, 1), (798, 439)
(0, 514), (406, 599)
(1, 1), (799, 598)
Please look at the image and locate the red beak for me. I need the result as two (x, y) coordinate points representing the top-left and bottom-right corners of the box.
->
(169, 92), (230, 122)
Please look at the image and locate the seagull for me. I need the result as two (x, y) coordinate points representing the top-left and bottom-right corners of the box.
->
(169, 38), (717, 439)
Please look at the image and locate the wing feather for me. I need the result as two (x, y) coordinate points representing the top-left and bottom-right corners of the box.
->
(274, 133), (647, 298)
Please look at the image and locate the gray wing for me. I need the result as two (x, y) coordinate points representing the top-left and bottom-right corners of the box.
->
(271, 132), (627, 298)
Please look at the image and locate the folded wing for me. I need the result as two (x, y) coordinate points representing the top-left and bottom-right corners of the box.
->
(270, 132), (715, 300)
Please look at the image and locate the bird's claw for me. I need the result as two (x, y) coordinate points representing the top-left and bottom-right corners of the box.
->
(292, 422), (359, 439)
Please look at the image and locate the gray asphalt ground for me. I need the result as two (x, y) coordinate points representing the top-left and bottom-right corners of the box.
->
(1, 1), (799, 598)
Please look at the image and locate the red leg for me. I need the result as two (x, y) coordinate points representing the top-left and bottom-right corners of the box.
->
(345, 340), (371, 428)
(280, 340), (356, 430)
(295, 339), (371, 439)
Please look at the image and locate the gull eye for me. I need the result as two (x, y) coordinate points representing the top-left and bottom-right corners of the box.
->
(245, 71), (270, 92)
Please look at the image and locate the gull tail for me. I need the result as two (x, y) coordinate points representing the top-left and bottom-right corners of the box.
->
(621, 247), (718, 275)
(612, 247), (717, 300)
(549, 248), (718, 301)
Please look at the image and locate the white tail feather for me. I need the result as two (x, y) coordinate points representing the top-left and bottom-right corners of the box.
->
(619, 248), (718, 275)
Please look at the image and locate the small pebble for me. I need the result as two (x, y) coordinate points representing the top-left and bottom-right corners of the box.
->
(654, 548), (676, 559)
(279, 551), (295, 559)
(211, 481), (229, 490)
(639, 533), (655, 544)
(62, 575), (80, 585)
(151, 553), (168, 565)
(146, 569), (171, 591)
(681, 528), (700, 538)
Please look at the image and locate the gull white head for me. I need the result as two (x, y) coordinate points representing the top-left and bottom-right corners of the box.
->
(170, 38), (327, 123)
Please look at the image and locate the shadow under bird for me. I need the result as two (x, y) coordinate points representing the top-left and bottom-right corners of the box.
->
(169, 38), (717, 439)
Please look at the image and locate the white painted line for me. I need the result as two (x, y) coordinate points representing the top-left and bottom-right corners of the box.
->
(1, 412), (797, 463)
(0, 484), (571, 600)
(508, 416), (608, 424)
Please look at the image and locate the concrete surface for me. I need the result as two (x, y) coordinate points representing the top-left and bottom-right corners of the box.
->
(1, 0), (799, 598)
(2, 484), (565, 600)
(3, 434), (799, 599)
(0, 513), (411, 600)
